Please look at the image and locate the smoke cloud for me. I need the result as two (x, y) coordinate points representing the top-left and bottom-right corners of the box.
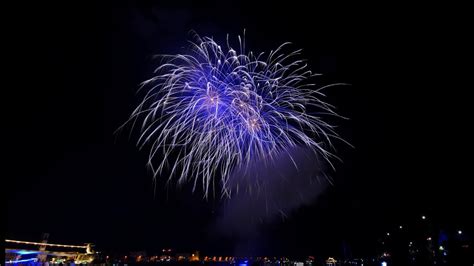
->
(214, 145), (330, 255)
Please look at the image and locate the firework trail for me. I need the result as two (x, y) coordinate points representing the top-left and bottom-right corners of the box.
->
(121, 32), (346, 198)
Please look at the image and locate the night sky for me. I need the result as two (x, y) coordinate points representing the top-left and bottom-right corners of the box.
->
(6, 0), (471, 258)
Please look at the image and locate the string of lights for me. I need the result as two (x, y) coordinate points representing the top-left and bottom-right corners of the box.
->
(5, 239), (87, 249)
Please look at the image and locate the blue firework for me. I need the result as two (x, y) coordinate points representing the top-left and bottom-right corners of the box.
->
(122, 32), (345, 197)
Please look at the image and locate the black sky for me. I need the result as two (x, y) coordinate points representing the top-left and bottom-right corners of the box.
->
(5, 0), (471, 258)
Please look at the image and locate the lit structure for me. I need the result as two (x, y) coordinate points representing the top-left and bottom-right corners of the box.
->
(5, 239), (95, 264)
(5, 239), (88, 249)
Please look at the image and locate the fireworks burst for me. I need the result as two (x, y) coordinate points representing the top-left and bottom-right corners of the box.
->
(121, 32), (347, 198)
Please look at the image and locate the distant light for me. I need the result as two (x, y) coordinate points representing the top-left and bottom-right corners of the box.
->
(409, 241), (413, 246)
(381, 261), (387, 266)
(427, 237), (432, 241)
(422, 215), (426, 220)
(192, 254), (195, 257)
(439, 246), (444, 251)
(443, 251), (447, 256)
(399, 225), (403, 229)
(386, 232), (390, 236)
(458, 230), (462, 235)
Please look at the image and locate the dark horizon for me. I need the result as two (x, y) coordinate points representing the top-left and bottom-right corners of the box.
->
(5, 0), (471, 260)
